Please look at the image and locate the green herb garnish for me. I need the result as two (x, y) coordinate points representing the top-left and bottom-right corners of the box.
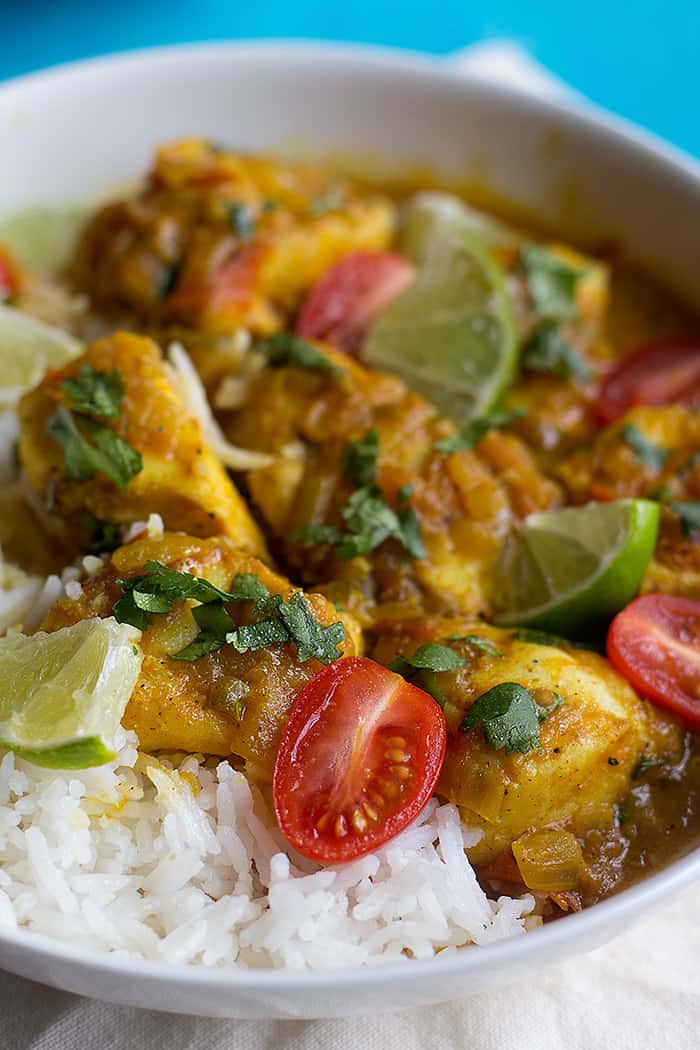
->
(81, 515), (122, 556)
(228, 203), (255, 240)
(445, 634), (502, 658)
(61, 364), (123, 418)
(257, 332), (340, 373)
(390, 642), (466, 709)
(434, 407), (528, 455)
(46, 366), (142, 491)
(522, 322), (592, 382)
(632, 754), (669, 780)
(620, 424), (669, 471)
(113, 563), (345, 664)
(296, 431), (424, 561)
(461, 681), (564, 754)
(158, 262), (181, 299)
(520, 245), (582, 322)
(668, 501), (700, 539)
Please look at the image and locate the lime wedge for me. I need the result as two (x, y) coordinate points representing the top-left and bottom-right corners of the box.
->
(0, 617), (142, 769)
(398, 191), (520, 263)
(0, 303), (82, 406)
(493, 499), (660, 635)
(0, 204), (90, 276)
(364, 200), (518, 426)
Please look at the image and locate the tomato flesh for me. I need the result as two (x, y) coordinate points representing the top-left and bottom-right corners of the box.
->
(296, 251), (415, 355)
(607, 594), (700, 728)
(272, 656), (446, 863)
(594, 334), (700, 424)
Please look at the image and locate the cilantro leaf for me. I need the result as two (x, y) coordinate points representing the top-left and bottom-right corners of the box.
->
(390, 642), (466, 675)
(396, 485), (426, 559)
(390, 642), (466, 708)
(522, 322), (592, 382)
(228, 203), (255, 240)
(278, 592), (346, 664)
(336, 489), (402, 559)
(228, 573), (281, 614)
(344, 429), (380, 488)
(445, 634), (502, 657)
(60, 365), (123, 418)
(81, 515), (122, 555)
(46, 406), (142, 490)
(434, 408), (528, 454)
(295, 523), (345, 548)
(461, 682), (543, 754)
(668, 501), (700, 539)
(257, 333), (340, 373)
(520, 245), (582, 321)
(632, 754), (669, 779)
(227, 618), (293, 655)
(620, 424), (669, 471)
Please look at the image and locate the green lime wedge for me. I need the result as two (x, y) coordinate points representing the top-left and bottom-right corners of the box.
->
(364, 199), (518, 426)
(0, 204), (90, 276)
(493, 499), (660, 635)
(398, 191), (521, 263)
(0, 617), (142, 769)
(0, 303), (82, 406)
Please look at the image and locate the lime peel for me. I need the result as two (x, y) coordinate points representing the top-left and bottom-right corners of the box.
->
(0, 617), (142, 769)
(493, 499), (660, 635)
(0, 303), (82, 406)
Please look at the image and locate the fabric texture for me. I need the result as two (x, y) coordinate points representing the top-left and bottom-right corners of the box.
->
(2, 41), (699, 1048)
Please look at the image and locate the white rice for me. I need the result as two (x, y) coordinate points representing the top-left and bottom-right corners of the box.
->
(0, 732), (535, 969)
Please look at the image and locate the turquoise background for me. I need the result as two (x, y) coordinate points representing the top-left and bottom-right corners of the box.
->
(3, 2), (699, 158)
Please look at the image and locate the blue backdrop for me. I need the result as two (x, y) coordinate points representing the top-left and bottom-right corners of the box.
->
(3, 1), (699, 158)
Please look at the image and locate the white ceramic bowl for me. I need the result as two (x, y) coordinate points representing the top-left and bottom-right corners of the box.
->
(1, 42), (700, 1019)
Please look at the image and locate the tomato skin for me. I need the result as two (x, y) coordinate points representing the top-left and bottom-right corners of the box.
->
(594, 334), (700, 424)
(607, 594), (700, 729)
(296, 251), (415, 355)
(0, 250), (17, 300)
(273, 656), (446, 863)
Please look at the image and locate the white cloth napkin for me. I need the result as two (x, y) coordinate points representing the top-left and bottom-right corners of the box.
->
(3, 41), (700, 1049)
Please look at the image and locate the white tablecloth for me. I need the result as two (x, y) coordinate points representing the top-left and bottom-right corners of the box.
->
(3, 42), (700, 1048)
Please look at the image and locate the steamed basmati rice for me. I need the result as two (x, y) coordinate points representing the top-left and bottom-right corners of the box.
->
(0, 731), (535, 968)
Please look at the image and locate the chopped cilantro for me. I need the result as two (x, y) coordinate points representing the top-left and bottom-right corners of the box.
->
(434, 407), (527, 454)
(81, 515), (122, 556)
(620, 424), (669, 471)
(60, 364), (123, 418)
(520, 244), (582, 322)
(522, 322), (592, 382)
(158, 261), (181, 299)
(461, 681), (563, 754)
(390, 642), (466, 675)
(113, 563), (345, 665)
(261, 198), (279, 213)
(344, 429), (380, 488)
(390, 642), (465, 708)
(295, 431), (424, 561)
(668, 501), (700, 539)
(445, 634), (502, 657)
(46, 405), (142, 491)
(632, 754), (669, 779)
(228, 203), (255, 240)
(257, 332), (340, 373)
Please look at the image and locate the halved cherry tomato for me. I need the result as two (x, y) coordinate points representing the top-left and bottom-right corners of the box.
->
(273, 656), (446, 863)
(594, 334), (700, 424)
(607, 594), (700, 729)
(296, 251), (415, 355)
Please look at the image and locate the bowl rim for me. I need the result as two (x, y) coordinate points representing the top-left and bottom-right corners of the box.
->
(1, 38), (699, 993)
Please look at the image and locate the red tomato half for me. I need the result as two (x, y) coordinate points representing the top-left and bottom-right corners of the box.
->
(607, 594), (700, 729)
(273, 656), (446, 863)
(296, 251), (415, 355)
(594, 334), (700, 424)
(0, 249), (17, 300)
